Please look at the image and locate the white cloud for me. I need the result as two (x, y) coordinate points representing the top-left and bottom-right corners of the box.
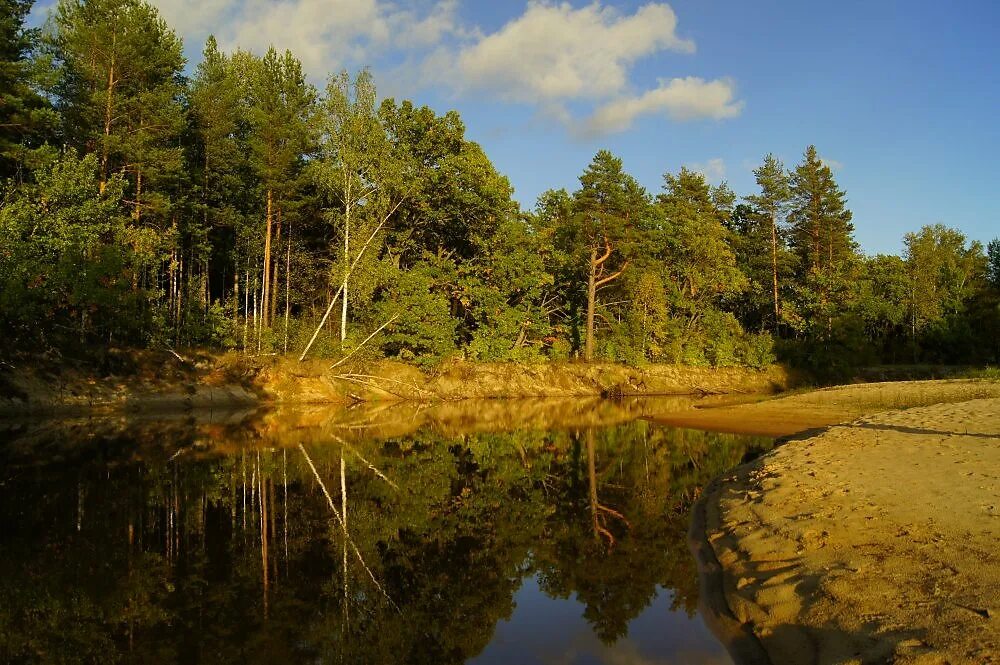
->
(819, 155), (844, 171)
(147, 0), (234, 41)
(136, 0), (743, 136)
(583, 77), (743, 135)
(443, 1), (694, 103)
(148, 0), (462, 76)
(686, 157), (727, 183)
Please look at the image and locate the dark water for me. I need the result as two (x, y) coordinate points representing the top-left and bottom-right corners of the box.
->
(0, 400), (772, 664)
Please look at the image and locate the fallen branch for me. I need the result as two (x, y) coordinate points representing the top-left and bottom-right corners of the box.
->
(333, 373), (436, 398)
(330, 314), (398, 370)
(300, 197), (406, 362)
(166, 347), (189, 363)
(330, 374), (407, 398)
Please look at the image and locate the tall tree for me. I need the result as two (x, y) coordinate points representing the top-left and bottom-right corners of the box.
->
(903, 224), (985, 354)
(745, 154), (790, 326)
(242, 47), (315, 329)
(987, 238), (1000, 290)
(313, 69), (388, 344)
(787, 145), (855, 278)
(51, 0), (186, 214)
(48, 0), (188, 339)
(187, 36), (252, 342)
(657, 169), (748, 363)
(0, 0), (52, 178)
(569, 151), (643, 362)
(786, 146), (857, 336)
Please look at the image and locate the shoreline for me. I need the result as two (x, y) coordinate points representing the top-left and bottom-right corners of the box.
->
(0, 351), (794, 417)
(692, 393), (1000, 664)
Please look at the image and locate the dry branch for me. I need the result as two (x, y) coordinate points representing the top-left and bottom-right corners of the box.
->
(330, 314), (398, 370)
(299, 197), (406, 361)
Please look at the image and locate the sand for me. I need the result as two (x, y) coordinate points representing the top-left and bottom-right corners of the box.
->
(696, 395), (1000, 664)
(653, 379), (1000, 437)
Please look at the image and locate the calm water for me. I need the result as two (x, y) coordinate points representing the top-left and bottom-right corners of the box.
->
(0, 399), (772, 664)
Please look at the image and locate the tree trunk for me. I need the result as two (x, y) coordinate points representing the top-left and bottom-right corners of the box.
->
(585, 246), (597, 362)
(243, 258), (250, 352)
(341, 196), (350, 344)
(175, 251), (183, 346)
(234, 264), (240, 343)
(262, 188), (273, 328)
(284, 220), (292, 354)
(771, 214), (780, 326)
(270, 207), (282, 325)
(99, 32), (116, 194)
(134, 168), (142, 222)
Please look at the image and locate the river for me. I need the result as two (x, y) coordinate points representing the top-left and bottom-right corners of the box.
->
(0, 398), (773, 663)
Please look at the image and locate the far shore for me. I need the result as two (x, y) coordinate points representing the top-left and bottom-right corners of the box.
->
(0, 350), (795, 417)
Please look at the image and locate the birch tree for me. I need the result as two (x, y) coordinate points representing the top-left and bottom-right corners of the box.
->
(313, 69), (386, 344)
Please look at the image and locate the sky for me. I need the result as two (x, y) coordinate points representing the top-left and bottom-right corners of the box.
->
(32, 0), (1000, 255)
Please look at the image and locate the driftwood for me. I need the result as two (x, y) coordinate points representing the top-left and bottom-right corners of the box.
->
(330, 372), (435, 398)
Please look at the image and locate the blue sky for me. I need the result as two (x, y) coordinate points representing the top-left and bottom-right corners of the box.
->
(33, 0), (999, 254)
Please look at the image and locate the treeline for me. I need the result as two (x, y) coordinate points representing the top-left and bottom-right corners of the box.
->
(2, 0), (998, 372)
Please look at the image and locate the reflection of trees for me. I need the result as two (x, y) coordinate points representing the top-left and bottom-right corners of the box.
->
(0, 419), (771, 662)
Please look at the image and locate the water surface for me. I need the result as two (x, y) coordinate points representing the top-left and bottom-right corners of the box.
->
(0, 399), (772, 663)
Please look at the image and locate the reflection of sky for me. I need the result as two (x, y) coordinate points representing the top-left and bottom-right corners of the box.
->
(470, 576), (733, 665)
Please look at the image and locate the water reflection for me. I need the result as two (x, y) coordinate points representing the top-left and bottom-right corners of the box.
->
(0, 400), (771, 663)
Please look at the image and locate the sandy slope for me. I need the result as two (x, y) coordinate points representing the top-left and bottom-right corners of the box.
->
(700, 397), (1000, 664)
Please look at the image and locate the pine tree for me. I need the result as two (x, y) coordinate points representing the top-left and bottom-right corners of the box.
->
(242, 47), (315, 329)
(787, 145), (855, 278)
(745, 154), (790, 326)
(51, 0), (187, 213)
(49, 0), (188, 338)
(0, 0), (51, 178)
(658, 169), (745, 304)
(570, 150), (646, 361)
(188, 36), (249, 340)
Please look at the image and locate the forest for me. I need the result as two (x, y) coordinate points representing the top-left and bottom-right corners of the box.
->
(2, 0), (999, 375)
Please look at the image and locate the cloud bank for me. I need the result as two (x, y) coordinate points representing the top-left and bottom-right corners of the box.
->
(143, 0), (743, 136)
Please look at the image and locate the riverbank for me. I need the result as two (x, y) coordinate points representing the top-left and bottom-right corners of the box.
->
(694, 392), (1000, 664)
(651, 379), (1000, 437)
(0, 350), (795, 416)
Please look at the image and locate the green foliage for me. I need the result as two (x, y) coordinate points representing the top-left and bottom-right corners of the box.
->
(0, 0), (55, 178)
(376, 257), (458, 364)
(0, 0), (992, 371)
(0, 151), (159, 347)
(988, 238), (1000, 289)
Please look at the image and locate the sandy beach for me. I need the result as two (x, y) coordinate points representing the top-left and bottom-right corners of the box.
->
(695, 392), (1000, 664)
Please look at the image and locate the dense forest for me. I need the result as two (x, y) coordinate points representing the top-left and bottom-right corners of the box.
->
(2, 0), (998, 374)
